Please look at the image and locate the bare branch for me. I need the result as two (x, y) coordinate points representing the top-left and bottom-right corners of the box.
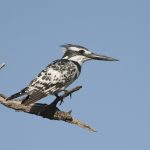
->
(0, 86), (97, 132)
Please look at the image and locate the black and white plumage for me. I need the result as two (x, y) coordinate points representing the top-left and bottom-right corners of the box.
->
(7, 44), (118, 105)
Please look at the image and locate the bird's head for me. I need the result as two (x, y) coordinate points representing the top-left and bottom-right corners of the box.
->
(61, 44), (118, 65)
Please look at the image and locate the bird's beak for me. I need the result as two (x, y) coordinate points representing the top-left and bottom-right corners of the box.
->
(86, 53), (119, 61)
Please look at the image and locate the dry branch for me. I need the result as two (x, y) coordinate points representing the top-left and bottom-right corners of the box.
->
(0, 63), (96, 132)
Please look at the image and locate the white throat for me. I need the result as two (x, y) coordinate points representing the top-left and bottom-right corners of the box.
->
(63, 55), (90, 65)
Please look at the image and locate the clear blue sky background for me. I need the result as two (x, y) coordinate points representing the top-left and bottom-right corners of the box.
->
(0, 0), (150, 149)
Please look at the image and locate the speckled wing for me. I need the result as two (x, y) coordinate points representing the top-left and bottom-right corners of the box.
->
(21, 59), (81, 105)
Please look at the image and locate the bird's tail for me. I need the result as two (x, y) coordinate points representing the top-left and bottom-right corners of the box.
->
(7, 87), (47, 105)
(21, 91), (47, 105)
(6, 87), (28, 101)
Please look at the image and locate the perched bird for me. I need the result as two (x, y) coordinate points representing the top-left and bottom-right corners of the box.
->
(7, 44), (118, 105)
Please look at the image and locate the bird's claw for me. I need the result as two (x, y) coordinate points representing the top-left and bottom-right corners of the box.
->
(59, 97), (64, 105)
(55, 89), (73, 106)
(55, 94), (63, 105)
(63, 90), (72, 99)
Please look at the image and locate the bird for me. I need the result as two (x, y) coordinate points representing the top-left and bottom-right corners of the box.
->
(6, 44), (118, 105)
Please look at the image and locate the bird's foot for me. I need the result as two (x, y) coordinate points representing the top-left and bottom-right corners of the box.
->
(59, 97), (64, 105)
(54, 89), (75, 106)
(62, 90), (72, 99)
(55, 94), (64, 105)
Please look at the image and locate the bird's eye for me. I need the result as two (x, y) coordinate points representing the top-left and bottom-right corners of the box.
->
(78, 50), (84, 54)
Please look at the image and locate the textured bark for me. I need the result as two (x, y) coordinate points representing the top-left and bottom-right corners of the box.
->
(0, 63), (96, 132)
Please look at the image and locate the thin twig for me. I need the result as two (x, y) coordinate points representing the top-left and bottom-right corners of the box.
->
(0, 63), (6, 70)
(50, 86), (82, 106)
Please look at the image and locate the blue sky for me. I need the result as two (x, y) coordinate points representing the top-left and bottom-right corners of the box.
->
(0, 0), (150, 149)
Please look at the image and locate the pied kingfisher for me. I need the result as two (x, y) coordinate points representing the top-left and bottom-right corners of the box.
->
(7, 44), (118, 105)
